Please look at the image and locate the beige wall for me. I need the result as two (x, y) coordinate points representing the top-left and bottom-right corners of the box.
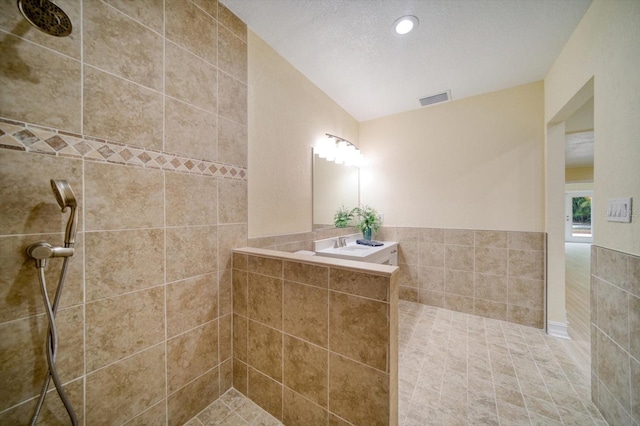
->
(359, 81), (545, 232)
(566, 166), (594, 183)
(248, 30), (359, 238)
(545, 0), (640, 256)
(0, 2), (247, 424)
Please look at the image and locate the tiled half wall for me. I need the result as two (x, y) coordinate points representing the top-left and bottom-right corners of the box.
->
(232, 248), (399, 425)
(376, 227), (546, 329)
(590, 246), (640, 425)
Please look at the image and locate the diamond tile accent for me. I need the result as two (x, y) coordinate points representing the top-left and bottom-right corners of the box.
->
(0, 117), (247, 180)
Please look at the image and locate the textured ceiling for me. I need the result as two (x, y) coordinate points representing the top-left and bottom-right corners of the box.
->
(223, 0), (592, 121)
(566, 131), (594, 167)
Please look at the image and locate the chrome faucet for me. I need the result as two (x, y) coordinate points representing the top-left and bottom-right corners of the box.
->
(339, 236), (347, 247)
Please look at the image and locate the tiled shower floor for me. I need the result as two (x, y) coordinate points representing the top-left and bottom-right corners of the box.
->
(187, 300), (606, 425)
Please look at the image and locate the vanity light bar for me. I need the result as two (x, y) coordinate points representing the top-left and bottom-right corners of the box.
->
(317, 134), (363, 167)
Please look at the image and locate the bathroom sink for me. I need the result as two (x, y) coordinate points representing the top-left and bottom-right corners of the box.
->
(336, 245), (371, 251)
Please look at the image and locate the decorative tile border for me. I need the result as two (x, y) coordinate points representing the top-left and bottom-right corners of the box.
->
(0, 118), (247, 180)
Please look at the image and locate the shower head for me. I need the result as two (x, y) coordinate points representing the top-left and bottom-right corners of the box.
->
(50, 179), (77, 247)
(17, 0), (72, 37)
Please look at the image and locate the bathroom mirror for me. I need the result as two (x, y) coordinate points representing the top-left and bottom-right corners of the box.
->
(312, 150), (360, 229)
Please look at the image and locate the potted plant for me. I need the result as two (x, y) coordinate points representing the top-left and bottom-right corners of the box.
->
(352, 205), (381, 240)
(333, 205), (354, 228)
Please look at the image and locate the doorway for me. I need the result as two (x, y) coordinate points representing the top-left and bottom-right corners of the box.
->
(565, 190), (593, 243)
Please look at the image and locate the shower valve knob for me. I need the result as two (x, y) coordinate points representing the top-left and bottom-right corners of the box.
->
(27, 242), (74, 262)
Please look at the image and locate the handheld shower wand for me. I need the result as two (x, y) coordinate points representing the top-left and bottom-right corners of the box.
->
(26, 179), (78, 426)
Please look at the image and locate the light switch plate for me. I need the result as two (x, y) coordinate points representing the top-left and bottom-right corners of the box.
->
(606, 197), (632, 223)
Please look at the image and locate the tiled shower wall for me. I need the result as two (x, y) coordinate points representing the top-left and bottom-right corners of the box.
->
(0, 1), (248, 425)
(232, 249), (398, 425)
(590, 246), (640, 425)
(377, 227), (546, 328)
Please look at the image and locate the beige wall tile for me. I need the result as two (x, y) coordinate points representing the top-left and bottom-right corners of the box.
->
(398, 241), (418, 265)
(329, 353), (389, 426)
(596, 247), (630, 291)
(630, 294), (640, 361)
(445, 269), (474, 297)
(0, 150), (83, 236)
(219, 224), (248, 270)
(597, 279), (630, 351)
(284, 281), (328, 347)
(508, 277), (544, 310)
(233, 269), (248, 317)
(475, 247), (507, 275)
(102, 0), (164, 32)
(399, 286), (418, 302)
(166, 172), (217, 227)
(329, 413), (352, 426)
(329, 268), (389, 301)
(0, 34), (81, 132)
(219, 179), (248, 224)
(507, 232), (544, 251)
(631, 357), (640, 425)
(166, 273), (218, 338)
(418, 243), (445, 267)
(628, 255), (640, 297)
(508, 249), (544, 280)
(219, 3), (247, 41)
(85, 161), (163, 230)
(219, 268), (232, 316)
(248, 320), (282, 381)
(86, 287), (164, 371)
(597, 378), (633, 426)
(85, 229), (163, 301)
(220, 358), (233, 395)
(284, 261), (329, 288)
(219, 26), (247, 82)
(123, 401), (166, 426)
(219, 314), (232, 362)
(84, 66), (162, 149)
(445, 294), (474, 315)
(165, 97), (218, 162)
(167, 320), (218, 393)
(444, 229), (474, 246)
(283, 335), (328, 407)
(475, 299), (508, 321)
(475, 230), (507, 248)
(475, 273), (507, 303)
(165, 41), (217, 112)
(397, 263), (418, 288)
(597, 329), (630, 412)
(248, 368), (283, 420)
(218, 117), (248, 167)
(419, 290), (444, 308)
(86, 344), (165, 425)
(248, 255), (282, 277)
(219, 72), (247, 124)
(84, 0), (163, 90)
(166, 225), (218, 282)
(165, 0), (217, 63)
(0, 379), (84, 424)
(233, 359), (248, 396)
(167, 367), (219, 426)
(233, 314), (248, 363)
(418, 266), (444, 292)
(418, 227), (444, 243)
(445, 245), (474, 271)
(329, 292), (389, 371)
(248, 273), (282, 329)
(283, 388), (328, 426)
(0, 307), (83, 412)
(0, 233), (84, 323)
(192, 0), (218, 18)
(395, 227), (421, 242)
(233, 253), (248, 270)
(508, 305), (543, 329)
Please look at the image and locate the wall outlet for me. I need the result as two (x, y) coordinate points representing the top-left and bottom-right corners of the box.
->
(606, 197), (632, 223)
(377, 213), (384, 223)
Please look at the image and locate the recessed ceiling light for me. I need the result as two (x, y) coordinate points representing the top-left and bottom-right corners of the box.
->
(393, 15), (419, 35)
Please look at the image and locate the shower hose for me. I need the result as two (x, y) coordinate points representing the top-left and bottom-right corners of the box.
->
(30, 256), (78, 426)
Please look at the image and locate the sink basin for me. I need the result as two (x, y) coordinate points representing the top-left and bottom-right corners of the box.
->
(336, 246), (371, 251)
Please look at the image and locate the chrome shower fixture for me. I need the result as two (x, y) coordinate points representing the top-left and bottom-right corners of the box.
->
(26, 179), (79, 426)
(17, 0), (72, 37)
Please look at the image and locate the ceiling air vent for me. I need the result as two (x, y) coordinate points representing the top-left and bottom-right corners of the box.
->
(419, 90), (451, 107)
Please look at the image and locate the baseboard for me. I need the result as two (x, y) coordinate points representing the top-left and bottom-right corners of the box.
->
(547, 321), (571, 340)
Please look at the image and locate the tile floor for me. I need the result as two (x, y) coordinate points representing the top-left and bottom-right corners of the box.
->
(187, 300), (607, 425)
